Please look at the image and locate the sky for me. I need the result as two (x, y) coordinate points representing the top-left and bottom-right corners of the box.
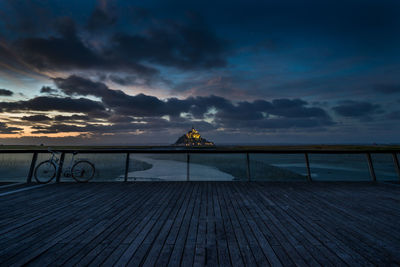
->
(0, 0), (399, 145)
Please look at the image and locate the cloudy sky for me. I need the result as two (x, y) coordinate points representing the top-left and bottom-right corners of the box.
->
(0, 0), (399, 145)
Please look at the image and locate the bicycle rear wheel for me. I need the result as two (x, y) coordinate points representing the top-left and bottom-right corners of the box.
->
(72, 160), (95, 182)
(34, 161), (56, 183)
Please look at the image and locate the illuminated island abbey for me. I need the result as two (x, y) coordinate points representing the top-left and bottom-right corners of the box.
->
(174, 128), (215, 146)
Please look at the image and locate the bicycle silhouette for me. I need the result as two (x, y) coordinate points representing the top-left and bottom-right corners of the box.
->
(34, 149), (95, 183)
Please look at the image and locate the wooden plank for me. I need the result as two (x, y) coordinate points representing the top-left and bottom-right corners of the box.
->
(0, 182), (399, 266)
(152, 184), (197, 266)
(179, 182), (202, 266)
(212, 183), (232, 267)
(103, 183), (180, 266)
(218, 183), (258, 267)
(167, 183), (200, 266)
(253, 183), (368, 265)
(236, 183), (305, 267)
(48, 184), (153, 266)
(192, 183), (208, 267)
(3, 184), (140, 266)
(204, 182), (218, 266)
(215, 183), (245, 267)
(0, 184), (103, 237)
(58, 183), (163, 266)
(233, 183), (318, 266)
(0, 185), (110, 261)
(232, 183), (310, 267)
(273, 183), (398, 265)
(301, 184), (400, 248)
(76, 184), (162, 266)
(128, 183), (192, 266)
(140, 183), (193, 266)
(248, 185), (342, 266)
(0, 185), (105, 237)
(224, 183), (270, 266)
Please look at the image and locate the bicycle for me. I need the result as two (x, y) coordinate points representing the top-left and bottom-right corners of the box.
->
(34, 149), (95, 183)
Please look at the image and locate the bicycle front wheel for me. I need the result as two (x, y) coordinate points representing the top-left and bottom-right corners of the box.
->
(34, 161), (56, 184)
(72, 160), (95, 182)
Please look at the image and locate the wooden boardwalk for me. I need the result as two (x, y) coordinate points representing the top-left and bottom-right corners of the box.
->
(0, 182), (399, 266)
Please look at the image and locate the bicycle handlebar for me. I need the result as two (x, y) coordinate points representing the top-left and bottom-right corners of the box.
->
(47, 148), (61, 154)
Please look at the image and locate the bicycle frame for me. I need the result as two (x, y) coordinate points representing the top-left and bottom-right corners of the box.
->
(48, 151), (77, 175)
(63, 153), (77, 174)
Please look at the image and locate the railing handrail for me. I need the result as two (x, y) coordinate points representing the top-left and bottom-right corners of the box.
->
(0, 147), (399, 183)
(1, 148), (399, 154)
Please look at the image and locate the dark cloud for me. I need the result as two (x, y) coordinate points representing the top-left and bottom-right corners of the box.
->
(51, 75), (334, 130)
(332, 101), (382, 118)
(53, 75), (184, 117)
(0, 122), (23, 134)
(55, 17), (78, 39)
(12, 17), (157, 75)
(31, 124), (87, 134)
(54, 114), (90, 122)
(0, 74), (335, 135)
(214, 98), (333, 129)
(387, 111), (400, 120)
(53, 75), (109, 96)
(0, 0), (55, 35)
(269, 99), (329, 118)
(0, 96), (106, 114)
(0, 89), (13, 96)
(15, 31), (101, 71)
(6, 4), (227, 75)
(21, 115), (51, 122)
(218, 117), (334, 130)
(374, 84), (400, 94)
(110, 22), (228, 70)
(87, 5), (117, 31)
(40, 86), (58, 94)
(30, 116), (216, 134)
(108, 74), (142, 86)
(172, 75), (250, 99)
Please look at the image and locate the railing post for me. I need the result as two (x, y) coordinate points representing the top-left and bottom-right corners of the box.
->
(392, 153), (400, 182)
(366, 153), (376, 182)
(56, 152), (65, 183)
(124, 152), (130, 182)
(27, 152), (38, 183)
(186, 153), (190, 181)
(304, 153), (312, 182)
(246, 153), (251, 181)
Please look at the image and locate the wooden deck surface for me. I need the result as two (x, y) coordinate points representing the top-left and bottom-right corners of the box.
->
(0, 182), (399, 266)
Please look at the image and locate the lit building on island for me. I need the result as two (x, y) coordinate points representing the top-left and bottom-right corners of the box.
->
(174, 127), (215, 146)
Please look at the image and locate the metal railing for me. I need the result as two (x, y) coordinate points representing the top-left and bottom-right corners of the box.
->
(0, 148), (399, 183)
